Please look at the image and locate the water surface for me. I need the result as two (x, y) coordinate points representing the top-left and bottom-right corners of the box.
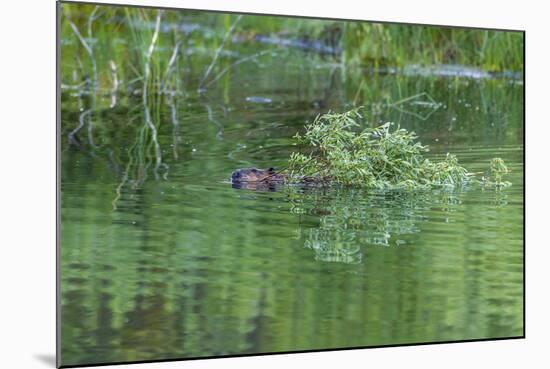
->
(60, 20), (524, 367)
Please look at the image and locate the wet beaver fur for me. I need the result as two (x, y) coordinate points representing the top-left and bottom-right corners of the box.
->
(230, 168), (285, 190)
(231, 167), (286, 183)
(231, 167), (324, 190)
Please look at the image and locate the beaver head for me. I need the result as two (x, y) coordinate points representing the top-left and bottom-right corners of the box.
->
(231, 167), (286, 183)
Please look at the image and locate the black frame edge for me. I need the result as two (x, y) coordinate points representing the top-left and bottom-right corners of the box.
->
(59, 336), (525, 368)
(56, 0), (62, 367)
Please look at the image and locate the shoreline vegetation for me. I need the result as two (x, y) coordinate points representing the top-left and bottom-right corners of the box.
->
(61, 4), (524, 95)
(60, 3), (521, 192)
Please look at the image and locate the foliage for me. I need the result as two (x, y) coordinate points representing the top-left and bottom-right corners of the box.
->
(343, 23), (524, 72)
(288, 108), (508, 189)
(60, 3), (524, 102)
(480, 157), (512, 188)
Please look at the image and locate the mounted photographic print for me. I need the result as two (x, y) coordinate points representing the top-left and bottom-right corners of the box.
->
(57, 1), (525, 367)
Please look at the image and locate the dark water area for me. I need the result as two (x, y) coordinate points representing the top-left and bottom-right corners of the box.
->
(60, 20), (523, 366)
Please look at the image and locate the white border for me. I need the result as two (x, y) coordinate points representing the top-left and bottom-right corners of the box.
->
(1, 1), (548, 368)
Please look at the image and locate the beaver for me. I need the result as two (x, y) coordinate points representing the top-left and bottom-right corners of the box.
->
(231, 167), (326, 190)
(230, 167), (287, 190)
(231, 167), (286, 183)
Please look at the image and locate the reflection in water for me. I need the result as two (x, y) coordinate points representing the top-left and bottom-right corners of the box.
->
(295, 189), (434, 264)
(231, 181), (283, 191)
(287, 187), (488, 264)
(61, 172), (523, 365)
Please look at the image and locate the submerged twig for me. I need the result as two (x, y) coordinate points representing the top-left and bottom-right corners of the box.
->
(142, 10), (164, 180)
(87, 5), (103, 39)
(162, 40), (181, 93)
(203, 49), (277, 89)
(167, 93), (181, 160)
(68, 109), (92, 146)
(109, 60), (119, 108)
(87, 112), (98, 148)
(386, 92), (442, 121)
(204, 104), (224, 140)
(198, 14), (242, 90)
(65, 7), (103, 148)
(112, 156), (131, 211)
(65, 17), (97, 90)
(352, 79), (365, 106)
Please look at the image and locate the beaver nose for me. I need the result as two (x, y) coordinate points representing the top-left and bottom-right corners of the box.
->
(231, 171), (241, 181)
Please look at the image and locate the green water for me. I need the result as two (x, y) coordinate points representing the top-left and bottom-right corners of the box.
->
(59, 8), (524, 367)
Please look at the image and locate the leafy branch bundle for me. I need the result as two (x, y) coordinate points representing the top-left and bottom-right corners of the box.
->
(288, 108), (510, 189)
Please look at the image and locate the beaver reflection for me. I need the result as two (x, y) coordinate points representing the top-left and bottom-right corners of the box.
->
(231, 167), (287, 191)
